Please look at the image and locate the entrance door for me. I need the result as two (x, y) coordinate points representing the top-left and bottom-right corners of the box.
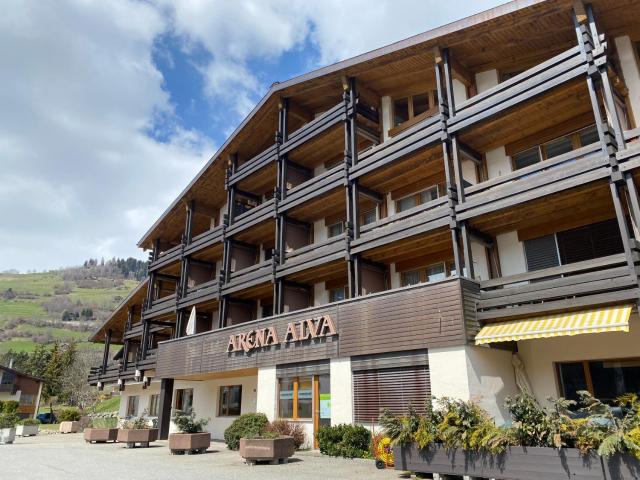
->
(313, 374), (330, 448)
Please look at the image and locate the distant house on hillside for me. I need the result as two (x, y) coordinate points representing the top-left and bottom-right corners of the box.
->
(0, 364), (44, 418)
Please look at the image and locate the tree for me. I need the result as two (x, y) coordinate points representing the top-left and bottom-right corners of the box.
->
(60, 349), (101, 409)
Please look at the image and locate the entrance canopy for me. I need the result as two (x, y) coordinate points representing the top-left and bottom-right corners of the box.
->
(475, 305), (633, 345)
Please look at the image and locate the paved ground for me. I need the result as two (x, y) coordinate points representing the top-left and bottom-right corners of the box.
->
(0, 433), (402, 480)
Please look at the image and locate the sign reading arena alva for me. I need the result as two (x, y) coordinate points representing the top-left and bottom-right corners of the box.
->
(227, 315), (337, 353)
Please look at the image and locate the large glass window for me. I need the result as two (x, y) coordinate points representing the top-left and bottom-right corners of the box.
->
(426, 263), (446, 282)
(401, 270), (421, 287)
(126, 395), (139, 417)
(174, 388), (193, 413)
(362, 209), (377, 226)
(279, 376), (314, 420)
(329, 286), (346, 303)
(392, 91), (438, 129)
(396, 195), (417, 213)
(148, 394), (159, 416)
(219, 385), (242, 416)
(327, 222), (344, 238)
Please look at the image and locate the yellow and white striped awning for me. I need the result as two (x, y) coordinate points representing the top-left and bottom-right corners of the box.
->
(475, 305), (633, 345)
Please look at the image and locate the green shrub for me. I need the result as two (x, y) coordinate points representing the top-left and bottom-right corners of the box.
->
(57, 408), (81, 422)
(121, 414), (154, 429)
(223, 413), (269, 450)
(265, 419), (306, 449)
(172, 410), (209, 433)
(89, 417), (117, 429)
(18, 418), (40, 426)
(0, 412), (20, 429)
(2, 401), (19, 415)
(316, 424), (371, 458)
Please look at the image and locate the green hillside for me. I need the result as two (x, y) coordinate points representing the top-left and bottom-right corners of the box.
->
(0, 260), (145, 354)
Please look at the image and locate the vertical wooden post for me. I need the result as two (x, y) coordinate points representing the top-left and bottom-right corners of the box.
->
(609, 180), (638, 281)
(460, 223), (475, 279)
(625, 173), (640, 241)
(101, 328), (112, 374)
(157, 378), (174, 440)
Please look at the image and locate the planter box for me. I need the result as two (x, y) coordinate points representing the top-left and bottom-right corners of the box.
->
(603, 455), (640, 480)
(16, 424), (39, 437)
(59, 421), (81, 434)
(0, 428), (16, 445)
(84, 428), (118, 443)
(169, 432), (211, 454)
(394, 443), (605, 480)
(117, 428), (158, 448)
(239, 436), (295, 464)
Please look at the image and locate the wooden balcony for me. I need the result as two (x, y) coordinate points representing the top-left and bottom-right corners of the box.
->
(148, 243), (182, 272)
(183, 225), (224, 256)
(351, 197), (450, 255)
(223, 259), (273, 295)
(144, 293), (177, 319)
(448, 45), (589, 135)
(276, 235), (347, 278)
(88, 363), (120, 384)
(0, 384), (17, 394)
(350, 113), (441, 180)
(178, 279), (220, 309)
(456, 143), (608, 221)
(279, 102), (346, 157)
(226, 198), (276, 238)
(229, 144), (278, 186)
(477, 253), (639, 322)
(278, 164), (346, 213)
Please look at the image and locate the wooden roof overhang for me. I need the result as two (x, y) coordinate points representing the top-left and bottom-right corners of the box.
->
(90, 279), (148, 343)
(138, 0), (640, 251)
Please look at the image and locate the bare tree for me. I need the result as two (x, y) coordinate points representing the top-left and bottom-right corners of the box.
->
(61, 349), (102, 410)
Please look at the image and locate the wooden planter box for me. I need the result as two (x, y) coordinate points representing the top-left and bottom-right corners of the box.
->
(16, 425), (39, 437)
(602, 455), (640, 480)
(117, 428), (158, 448)
(0, 428), (16, 445)
(59, 421), (81, 433)
(169, 432), (211, 454)
(239, 436), (295, 465)
(84, 428), (118, 443)
(394, 443), (606, 480)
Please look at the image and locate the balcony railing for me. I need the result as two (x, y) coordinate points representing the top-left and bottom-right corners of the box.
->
(183, 224), (224, 256)
(178, 278), (220, 309)
(223, 259), (273, 295)
(149, 243), (182, 272)
(477, 253), (638, 321)
(351, 197), (450, 254)
(279, 164), (346, 213)
(448, 45), (588, 134)
(144, 293), (177, 319)
(279, 102), (346, 157)
(226, 198), (276, 237)
(229, 144), (278, 185)
(276, 234), (347, 278)
(456, 142), (608, 221)
(0, 384), (17, 394)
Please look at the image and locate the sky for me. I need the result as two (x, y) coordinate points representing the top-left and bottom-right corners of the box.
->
(0, 0), (506, 272)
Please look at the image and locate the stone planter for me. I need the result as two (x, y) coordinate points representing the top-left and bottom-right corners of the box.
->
(59, 421), (81, 434)
(16, 424), (39, 437)
(169, 432), (211, 454)
(0, 428), (16, 445)
(84, 428), (118, 443)
(394, 443), (606, 480)
(117, 428), (158, 448)
(239, 436), (295, 464)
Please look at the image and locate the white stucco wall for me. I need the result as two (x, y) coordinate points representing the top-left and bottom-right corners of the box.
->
(615, 36), (640, 127)
(518, 314), (640, 406)
(475, 69), (499, 94)
(496, 231), (527, 276)
(313, 218), (327, 243)
(0, 390), (21, 403)
(471, 241), (489, 281)
(385, 192), (396, 216)
(330, 357), (353, 425)
(461, 159), (477, 185)
(452, 78), (468, 106)
(171, 375), (258, 440)
(256, 366), (277, 421)
(428, 346), (518, 425)
(389, 262), (401, 289)
(118, 381), (161, 418)
(381, 96), (393, 141)
(314, 281), (328, 306)
(486, 146), (512, 180)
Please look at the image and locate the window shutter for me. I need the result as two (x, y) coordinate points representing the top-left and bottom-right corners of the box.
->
(353, 366), (430, 423)
(524, 234), (559, 271)
(556, 219), (623, 264)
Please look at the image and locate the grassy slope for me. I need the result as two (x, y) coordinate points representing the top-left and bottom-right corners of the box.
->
(0, 272), (137, 353)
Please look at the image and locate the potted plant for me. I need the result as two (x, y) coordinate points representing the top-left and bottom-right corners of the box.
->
(84, 417), (118, 443)
(0, 401), (20, 445)
(58, 408), (82, 433)
(117, 414), (158, 448)
(223, 414), (298, 464)
(169, 410), (210, 455)
(16, 418), (40, 437)
(239, 432), (296, 464)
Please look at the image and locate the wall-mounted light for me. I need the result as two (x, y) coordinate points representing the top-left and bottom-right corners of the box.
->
(134, 369), (142, 382)
(97, 381), (103, 391)
(118, 378), (125, 391)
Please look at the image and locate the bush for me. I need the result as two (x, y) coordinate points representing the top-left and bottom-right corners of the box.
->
(172, 410), (209, 433)
(89, 417), (117, 429)
(121, 414), (155, 429)
(223, 413), (269, 450)
(2, 401), (19, 415)
(265, 419), (306, 449)
(18, 418), (40, 426)
(57, 408), (81, 422)
(316, 424), (371, 458)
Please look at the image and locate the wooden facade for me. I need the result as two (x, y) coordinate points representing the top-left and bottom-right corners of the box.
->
(89, 0), (640, 390)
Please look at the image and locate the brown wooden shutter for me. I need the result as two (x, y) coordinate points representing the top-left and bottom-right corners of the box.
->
(353, 366), (430, 424)
(523, 234), (559, 271)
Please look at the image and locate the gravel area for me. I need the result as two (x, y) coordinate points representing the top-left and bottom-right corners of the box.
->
(0, 433), (402, 480)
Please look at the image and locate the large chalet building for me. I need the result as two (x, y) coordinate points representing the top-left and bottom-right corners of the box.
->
(89, 0), (640, 445)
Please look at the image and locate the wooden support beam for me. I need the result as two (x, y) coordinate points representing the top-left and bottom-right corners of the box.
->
(573, 0), (588, 26)
(188, 258), (215, 268)
(457, 141), (483, 165)
(354, 81), (381, 109)
(468, 227), (494, 248)
(358, 185), (384, 204)
(285, 99), (313, 124)
(356, 123), (380, 145)
(286, 159), (313, 176)
(156, 273), (180, 283)
(433, 47), (473, 87)
(235, 189), (261, 202)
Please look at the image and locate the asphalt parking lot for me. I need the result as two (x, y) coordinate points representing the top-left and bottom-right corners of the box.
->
(0, 433), (402, 480)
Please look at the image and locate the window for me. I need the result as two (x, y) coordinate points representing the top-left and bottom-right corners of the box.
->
(219, 385), (242, 416)
(396, 195), (417, 213)
(278, 376), (313, 420)
(327, 222), (344, 238)
(396, 185), (441, 213)
(557, 359), (640, 405)
(19, 394), (34, 406)
(329, 286), (346, 303)
(148, 394), (159, 416)
(261, 304), (274, 318)
(426, 263), (446, 282)
(392, 91), (438, 128)
(420, 186), (439, 204)
(362, 209), (377, 226)
(174, 388), (193, 413)
(401, 270), (421, 287)
(126, 396), (139, 417)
